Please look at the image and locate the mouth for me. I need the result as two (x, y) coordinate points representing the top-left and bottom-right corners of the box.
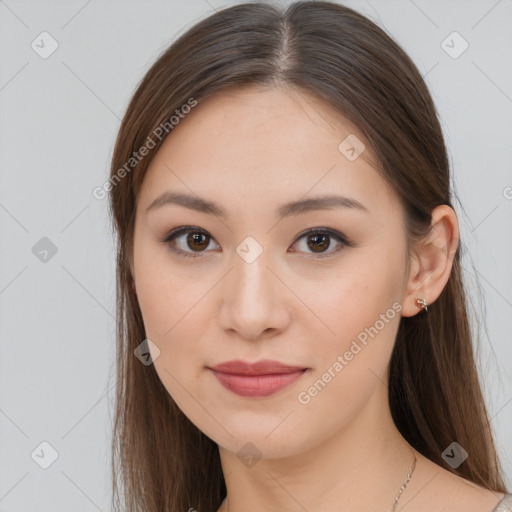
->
(207, 359), (309, 398)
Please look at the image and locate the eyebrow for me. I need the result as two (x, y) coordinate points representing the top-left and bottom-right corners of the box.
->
(145, 191), (367, 218)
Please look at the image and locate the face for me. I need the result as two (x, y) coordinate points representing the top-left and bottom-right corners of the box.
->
(132, 85), (410, 459)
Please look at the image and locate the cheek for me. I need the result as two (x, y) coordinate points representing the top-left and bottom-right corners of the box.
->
(133, 240), (210, 376)
(310, 256), (403, 349)
(134, 232), (199, 335)
(136, 273), (214, 430)
(297, 250), (404, 402)
(137, 279), (208, 369)
(291, 271), (402, 447)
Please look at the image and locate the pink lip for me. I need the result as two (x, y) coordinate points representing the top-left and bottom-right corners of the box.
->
(208, 359), (308, 397)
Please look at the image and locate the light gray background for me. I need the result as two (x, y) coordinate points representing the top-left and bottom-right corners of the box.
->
(0, 0), (511, 510)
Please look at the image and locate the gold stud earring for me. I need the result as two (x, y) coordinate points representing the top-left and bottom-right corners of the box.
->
(415, 298), (428, 311)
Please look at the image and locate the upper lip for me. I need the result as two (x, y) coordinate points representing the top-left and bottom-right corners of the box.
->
(209, 359), (307, 375)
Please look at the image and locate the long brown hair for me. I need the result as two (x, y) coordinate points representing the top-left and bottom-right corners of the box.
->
(107, 2), (508, 510)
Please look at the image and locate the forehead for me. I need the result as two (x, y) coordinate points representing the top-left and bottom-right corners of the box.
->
(137, 85), (397, 219)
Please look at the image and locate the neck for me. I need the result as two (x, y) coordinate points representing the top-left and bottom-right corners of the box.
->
(218, 380), (417, 512)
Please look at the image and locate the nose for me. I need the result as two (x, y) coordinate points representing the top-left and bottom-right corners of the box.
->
(217, 248), (291, 342)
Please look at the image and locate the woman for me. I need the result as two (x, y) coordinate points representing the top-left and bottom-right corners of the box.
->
(107, 1), (512, 511)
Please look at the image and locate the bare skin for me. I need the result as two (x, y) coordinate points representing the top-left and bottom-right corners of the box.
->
(215, 451), (506, 512)
(131, 85), (505, 512)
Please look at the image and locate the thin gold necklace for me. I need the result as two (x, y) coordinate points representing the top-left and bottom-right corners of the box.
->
(223, 450), (417, 512)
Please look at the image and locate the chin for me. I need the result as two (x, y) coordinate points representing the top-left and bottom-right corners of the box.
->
(204, 414), (320, 461)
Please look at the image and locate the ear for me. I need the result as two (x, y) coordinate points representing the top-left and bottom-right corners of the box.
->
(401, 204), (459, 317)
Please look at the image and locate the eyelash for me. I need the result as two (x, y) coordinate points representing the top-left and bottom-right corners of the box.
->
(161, 226), (352, 259)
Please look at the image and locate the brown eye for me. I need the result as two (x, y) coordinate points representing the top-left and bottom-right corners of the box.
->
(306, 233), (330, 253)
(163, 227), (220, 258)
(290, 228), (349, 257)
(186, 232), (210, 251)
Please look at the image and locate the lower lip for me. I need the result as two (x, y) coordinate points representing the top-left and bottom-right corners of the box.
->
(209, 369), (307, 397)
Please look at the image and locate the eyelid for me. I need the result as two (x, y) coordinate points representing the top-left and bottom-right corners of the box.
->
(161, 226), (352, 258)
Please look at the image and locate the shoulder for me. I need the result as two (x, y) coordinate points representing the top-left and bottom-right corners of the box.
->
(399, 450), (509, 512)
(491, 493), (512, 512)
